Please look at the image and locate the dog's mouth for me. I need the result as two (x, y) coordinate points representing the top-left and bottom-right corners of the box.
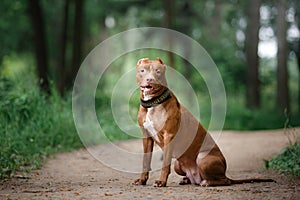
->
(140, 85), (153, 92)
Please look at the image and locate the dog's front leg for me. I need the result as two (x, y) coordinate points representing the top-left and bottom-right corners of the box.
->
(134, 134), (154, 185)
(154, 134), (174, 187)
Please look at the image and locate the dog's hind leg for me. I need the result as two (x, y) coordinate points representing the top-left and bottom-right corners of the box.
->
(174, 160), (202, 185)
(174, 160), (191, 185)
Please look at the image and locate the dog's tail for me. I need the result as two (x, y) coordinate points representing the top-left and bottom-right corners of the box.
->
(229, 178), (275, 185)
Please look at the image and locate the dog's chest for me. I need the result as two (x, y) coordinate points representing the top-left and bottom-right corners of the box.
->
(143, 107), (166, 143)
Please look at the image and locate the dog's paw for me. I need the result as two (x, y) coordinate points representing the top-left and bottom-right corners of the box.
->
(154, 180), (167, 187)
(134, 178), (147, 185)
(200, 180), (209, 187)
(179, 177), (191, 185)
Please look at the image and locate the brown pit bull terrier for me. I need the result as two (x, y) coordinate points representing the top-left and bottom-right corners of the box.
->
(134, 58), (274, 187)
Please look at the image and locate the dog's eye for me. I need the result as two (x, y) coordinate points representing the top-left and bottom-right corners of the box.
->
(156, 69), (161, 74)
(140, 69), (145, 73)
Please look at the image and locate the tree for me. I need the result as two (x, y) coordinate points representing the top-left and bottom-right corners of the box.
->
(27, 0), (50, 94)
(68, 0), (84, 90)
(245, 0), (261, 108)
(56, 0), (70, 95)
(276, 0), (290, 111)
(26, 0), (86, 96)
(297, 37), (300, 113)
(291, 0), (300, 113)
(209, 0), (222, 38)
(57, 0), (84, 95)
(178, 0), (193, 79)
(163, 0), (175, 68)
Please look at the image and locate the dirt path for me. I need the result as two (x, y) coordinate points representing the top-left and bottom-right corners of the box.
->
(1, 128), (300, 200)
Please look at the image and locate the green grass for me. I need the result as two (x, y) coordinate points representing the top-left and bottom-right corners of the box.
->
(0, 77), (82, 179)
(265, 140), (300, 177)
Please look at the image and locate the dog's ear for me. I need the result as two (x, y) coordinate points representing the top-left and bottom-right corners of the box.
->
(156, 58), (164, 64)
(137, 58), (149, 66)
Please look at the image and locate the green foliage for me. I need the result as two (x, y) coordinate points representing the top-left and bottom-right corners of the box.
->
(0, 0), (31, 60)
(0, 76), (82, 180)
(265, 141), (300, 177)
(224, 96), (300, 130)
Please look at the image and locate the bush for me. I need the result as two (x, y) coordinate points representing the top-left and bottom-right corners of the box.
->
(222, 95), (300, 130)
(0, 78), (82, 179)
(265, 141), (300, 177)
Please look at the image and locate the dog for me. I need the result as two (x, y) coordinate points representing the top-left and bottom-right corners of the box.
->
(134, 58), (274, 187)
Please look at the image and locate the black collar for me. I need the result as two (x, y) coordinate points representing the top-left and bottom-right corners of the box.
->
(140, 89), (171, 108)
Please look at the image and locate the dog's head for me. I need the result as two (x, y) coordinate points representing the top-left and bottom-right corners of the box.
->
(136, 58), (167, 99)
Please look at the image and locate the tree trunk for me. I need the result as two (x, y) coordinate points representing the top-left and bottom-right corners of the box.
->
(294, 2), (300, 114)
(27, 0), (50, 94)
(56, 0), (69, 95)
(210, 0), (222, 38)
(276, 0), (290, 112)
(163, 0), (175, 68)
(297, 40), (300, 113)
(180, 0), (192, 79)
(67, 0), (84, 89)
(245, 0), (261, 108)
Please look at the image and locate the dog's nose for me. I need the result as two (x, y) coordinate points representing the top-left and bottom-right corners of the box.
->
(146, 78), (154, 82)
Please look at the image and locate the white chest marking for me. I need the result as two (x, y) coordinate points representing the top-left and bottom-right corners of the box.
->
(143, 108), (160, 142)
(143, 91), (151, 101)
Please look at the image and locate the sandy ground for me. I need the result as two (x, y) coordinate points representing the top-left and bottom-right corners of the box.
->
(1, 128), (300, 200)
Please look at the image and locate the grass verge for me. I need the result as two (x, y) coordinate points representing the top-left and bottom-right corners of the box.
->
(0, 77), (82, 179)
(265, 141), (300, 177)
(265, 126), (300, 177)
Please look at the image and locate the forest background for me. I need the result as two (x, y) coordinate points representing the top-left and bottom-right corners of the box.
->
(1, 0), (300, 178)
